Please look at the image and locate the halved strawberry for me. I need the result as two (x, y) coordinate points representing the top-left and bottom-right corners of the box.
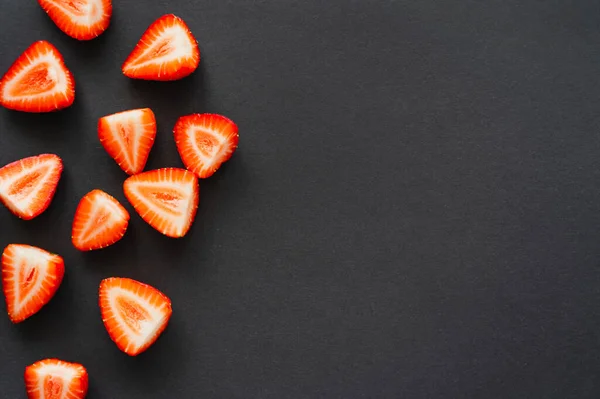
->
(99, 277), (172, 356)
(174, 113), (239, 179)
(122, 14), (200, 81)
(123, 168), (199, 238)
(72, 189), (130, 251)
(98, 108), (156, 175)
(1, 244), (64, 323)
(37, 0), (112, 41)
(25, 358), (88, 399)
(0, 154), (63, 220)
(0, 41), (75, 113)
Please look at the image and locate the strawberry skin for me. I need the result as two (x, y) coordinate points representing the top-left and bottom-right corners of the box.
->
(0, 154), (63, 220)
(122, 14), (200, 81)
(99, 277), (172, 356)
(25, 358), (88, 399)
(98, 108), (157, 175)
(174, 113), (239, 178)
(37, 0), (112, 41)
(123, 168), (199, 238)
(0, 41), (75, 113)
(72, 189), (130, 251)
(1, 244), (64, 323)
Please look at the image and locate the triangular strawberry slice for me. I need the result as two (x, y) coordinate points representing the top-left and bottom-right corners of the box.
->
(0, 154), (63, 220)
(174, 113), (239, 178)
(1, 244), (64, 323)
(98, 108), (157, 175)
(37, 0), (112, 41)
(123, 168), (199, 238)
(99, 277), (172, 356)
(0, 41), (75, 113)
(122, 14), (200, 81)
(72, 189), (130, 251)
(25, 358), (88, 399)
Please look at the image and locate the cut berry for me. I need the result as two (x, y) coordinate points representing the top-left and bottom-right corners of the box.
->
(98, 108), (156, 175)
(1, 244), (64, 323)
(0, 41), (75, 113)
(37, 0), (112, 41)
(72, 189), (130, 251)
(174, 113), (239, 178)
(122, 14), (200, 81)
(123, 168), (199, 238)
(99, 277), (172, 356)
(0, 154), (63, 220)
(24, 358), (88, 399)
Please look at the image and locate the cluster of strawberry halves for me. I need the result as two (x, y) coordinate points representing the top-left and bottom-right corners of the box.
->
(0, 1), (239, 398)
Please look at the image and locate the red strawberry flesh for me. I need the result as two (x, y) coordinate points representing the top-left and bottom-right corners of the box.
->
(1, 244), (64, 323)
(0, 154), (63, 220)
(0, 41), (75, 113)
(37, 0), (112, 41)
(98, 108), (157, 175)
(99, 277), (172, 356)
(174, 113), (239, 178)
(122, 14), (200, 81)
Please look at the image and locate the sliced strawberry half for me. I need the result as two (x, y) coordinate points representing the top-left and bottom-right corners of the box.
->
(37, 0), (112, 41)
(1, 244), (64, 323)
(0, 41), (75, 113)
(98, 108), (156, 175)
(72, 189), (130, 251)
(174, 113), (239, 179)
(99, 277), (172, 356)
(122, 14), (200, 81)
(123, 168), (199, 238)
(25, 358), (88, 399)
(0, 154), (63, 220)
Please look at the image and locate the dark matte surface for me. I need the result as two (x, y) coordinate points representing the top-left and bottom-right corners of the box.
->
(1, 0), (600, 397)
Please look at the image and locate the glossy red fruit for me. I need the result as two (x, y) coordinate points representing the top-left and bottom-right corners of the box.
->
(37, 0), (112, 41)
(72, 189), (130, 251)
(24, 358), (88, 399)
(98, 108), (157, 175)
(123, 168), (199, 238)
(174, 113), (239, 179)
(99, 277), (172, 356)
(0, 41), (75, 112)
(1, 244), (64, 323)
(122, 14), (200, 81)
(0, 154), (62, 220)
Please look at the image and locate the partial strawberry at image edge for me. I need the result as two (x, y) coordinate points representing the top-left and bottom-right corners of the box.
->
(72, 189), (130, 251)
(99, 277), (173, 356)
(122, 14), (200, 81)
(37, 0), (112, 41)
(0, 40), (75, 113)
(0, 153), (63, 220)
(25, 358), (88, 399)
(174, 113), (239, 179)
(1, 244), (64, 324)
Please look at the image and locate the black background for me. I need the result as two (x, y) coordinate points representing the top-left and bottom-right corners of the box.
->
(1, 0), (600, 398)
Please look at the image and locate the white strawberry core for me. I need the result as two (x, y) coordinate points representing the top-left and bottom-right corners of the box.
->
(31, 363), (78, 398)
(188, 126), (229, 168)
